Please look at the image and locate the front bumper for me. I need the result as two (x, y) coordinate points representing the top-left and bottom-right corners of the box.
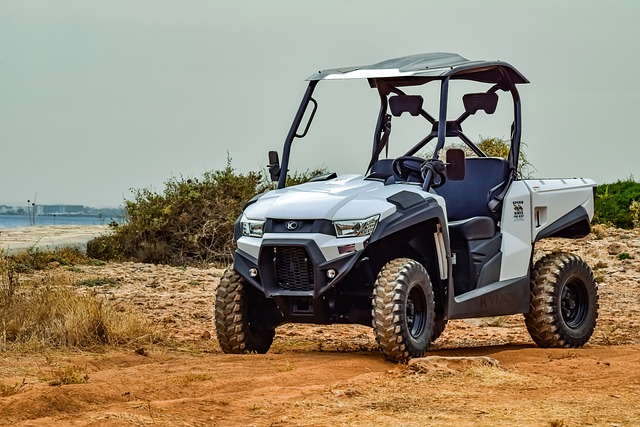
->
(233, 237), (362, 298)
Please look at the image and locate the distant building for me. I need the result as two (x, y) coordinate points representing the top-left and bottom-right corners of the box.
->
(0, 204), (123, 218)
(38, 205), (87, 215)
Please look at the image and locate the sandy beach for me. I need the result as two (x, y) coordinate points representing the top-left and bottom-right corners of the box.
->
(0, 225), (109, 255)
(1, 225), (639, 425)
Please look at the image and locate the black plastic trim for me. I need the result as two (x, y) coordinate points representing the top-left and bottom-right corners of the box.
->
(264, 219), (334, 235)
(371, 196), (445, 243)
(234, 239), (361, 299)
(535, 206), (591, 241)
(232, 249), (262, 291)
(386, 191), (427, 211)
(233, 215), (243, 241)
(447, 274), (530, 319)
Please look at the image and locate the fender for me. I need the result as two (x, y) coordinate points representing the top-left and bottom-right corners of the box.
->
(534, 206), (591, 241)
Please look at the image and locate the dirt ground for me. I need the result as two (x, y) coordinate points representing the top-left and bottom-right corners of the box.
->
(1, 226), (640, 426)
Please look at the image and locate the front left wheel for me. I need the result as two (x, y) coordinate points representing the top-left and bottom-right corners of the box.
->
(215, 268), (275, 354)
(372, 258), (435, 363)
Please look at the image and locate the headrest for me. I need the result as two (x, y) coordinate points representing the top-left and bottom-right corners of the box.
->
(463, 92), (498, 115)
(389, 95), (424, 117)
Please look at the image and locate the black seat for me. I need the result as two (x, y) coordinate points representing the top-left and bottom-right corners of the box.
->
(448, 216), (496, 241)
(437, 157), (509, 294)
(435, 157), (510, 222)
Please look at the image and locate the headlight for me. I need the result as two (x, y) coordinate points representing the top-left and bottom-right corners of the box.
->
(241, 219), (265, 237)
(333, 215), (379, 238)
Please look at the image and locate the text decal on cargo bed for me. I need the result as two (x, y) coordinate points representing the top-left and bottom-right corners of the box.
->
(513, 200), (525, 221)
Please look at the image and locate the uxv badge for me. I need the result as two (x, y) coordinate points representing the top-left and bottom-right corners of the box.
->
(513, 200), (525, 221)
(285, 221), (298, 230)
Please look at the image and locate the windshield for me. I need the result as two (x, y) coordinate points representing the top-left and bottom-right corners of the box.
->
(277, 75), (519, 188)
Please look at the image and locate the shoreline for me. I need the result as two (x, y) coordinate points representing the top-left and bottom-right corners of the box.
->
(0, 225), (110, 255)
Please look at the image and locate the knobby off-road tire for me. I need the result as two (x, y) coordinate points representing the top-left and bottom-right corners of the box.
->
(215, 268), (275, 354)
(525, 252), (599, 348)
(372, 258), (435, 363)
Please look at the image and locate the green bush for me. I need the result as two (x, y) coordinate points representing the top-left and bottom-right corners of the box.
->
(89, 161), (327, 266)
(593, 178), (640, 229)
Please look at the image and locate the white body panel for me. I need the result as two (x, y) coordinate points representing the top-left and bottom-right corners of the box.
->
(525, 178), (596, 241)
(499, 181), (533, 280)
(499, 178), (596, 280)
(244, 175), (428, 222)
(239, 175), (446, 263)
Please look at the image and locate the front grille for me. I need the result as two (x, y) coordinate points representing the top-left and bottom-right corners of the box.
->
(273, 246), (314, 292)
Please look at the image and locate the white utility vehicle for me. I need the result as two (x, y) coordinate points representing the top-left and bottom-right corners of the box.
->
(215, 53), (598, 362)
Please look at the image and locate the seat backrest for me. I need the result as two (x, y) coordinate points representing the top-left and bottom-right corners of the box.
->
(369, 159), (395, 179)
(435, 157), (510, 221)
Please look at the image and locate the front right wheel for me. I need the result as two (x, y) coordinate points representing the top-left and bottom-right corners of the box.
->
(525, 252), (599, 348)
(372, 258), (435, 363)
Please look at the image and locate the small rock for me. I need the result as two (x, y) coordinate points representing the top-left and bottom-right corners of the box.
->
(134, 347), (149, 356)
(608, 243), (627, 255)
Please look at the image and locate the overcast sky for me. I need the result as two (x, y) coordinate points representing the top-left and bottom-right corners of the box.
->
(1, 1), (639, 207)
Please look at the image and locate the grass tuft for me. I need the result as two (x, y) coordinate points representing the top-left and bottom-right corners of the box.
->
(75, 277), (119, 287)
(174, 372), (212, 386)
(0, 378), (27, 396)
(1, 261), (159, 351)
(46, 365), (89, 386)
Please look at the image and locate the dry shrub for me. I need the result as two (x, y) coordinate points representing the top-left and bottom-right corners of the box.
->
(0, 378), (27, 397)
(8, 247), (91, 273)
(88, 161), (266, 266)
(449, 137), (535, 179)
(590, 223), (610, 239)
(0, 271), (158, 351)
(631, 200), (640, 228)
(87, 159), (327, 266)
(45, 364), (90, 386)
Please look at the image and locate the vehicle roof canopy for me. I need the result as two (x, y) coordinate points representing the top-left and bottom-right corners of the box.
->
(307, 52), (529, 85)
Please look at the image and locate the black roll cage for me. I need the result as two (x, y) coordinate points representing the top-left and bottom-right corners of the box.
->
(276, 61), (526, 190)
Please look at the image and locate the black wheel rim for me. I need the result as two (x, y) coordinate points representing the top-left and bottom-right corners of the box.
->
(406, 284), (427, 338)
(561, 278), (588, 328)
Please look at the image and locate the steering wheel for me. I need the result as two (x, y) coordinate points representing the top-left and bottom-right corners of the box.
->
(392, 156), (426, 183)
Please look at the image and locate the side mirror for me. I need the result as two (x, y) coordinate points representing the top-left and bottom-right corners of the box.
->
(446, 148), (466, 180)
(268, 151), (281, 181)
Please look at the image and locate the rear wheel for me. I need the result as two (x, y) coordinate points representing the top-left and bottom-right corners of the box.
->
(215, 268), (275, 354)
(525, 253), (598, 348)
(372, 258), (435, 362)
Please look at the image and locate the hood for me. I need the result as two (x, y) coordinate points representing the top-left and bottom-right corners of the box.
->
(244, 174), (415, 221)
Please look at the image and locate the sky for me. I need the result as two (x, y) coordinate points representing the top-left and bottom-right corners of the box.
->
(1, 1), (639, 207)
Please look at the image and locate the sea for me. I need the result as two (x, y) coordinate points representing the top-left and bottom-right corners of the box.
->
(0, 214), (115, 229)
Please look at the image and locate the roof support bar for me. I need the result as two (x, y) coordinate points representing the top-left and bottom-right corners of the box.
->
(434, 77), (450, 159)
(278, 80), (318, 189)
